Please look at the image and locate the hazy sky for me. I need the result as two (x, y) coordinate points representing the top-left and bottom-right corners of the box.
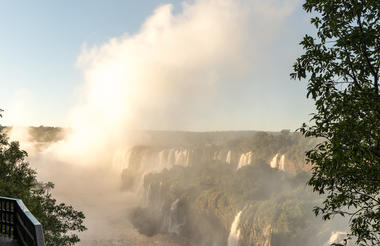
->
(0, 0), (315, 131)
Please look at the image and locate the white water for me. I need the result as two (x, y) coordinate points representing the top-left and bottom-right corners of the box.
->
(226, 150), (232, 164)
(119, 147), (293, 173)
(116, 147), (241, 173)
(227, 210), (242, 246)
(270, 153), (278, 168)
(237, 152), (253, 169)
(279, 154), (285, 171)
(167, 199), (184, 235)
(270, 153), (286, 171)
(323, 231), (348, 246)
(112, 147), (132, 170)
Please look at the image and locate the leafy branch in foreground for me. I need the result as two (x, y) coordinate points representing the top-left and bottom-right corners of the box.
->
(0, 110), (87, 246)
(291, 0), (380, 245)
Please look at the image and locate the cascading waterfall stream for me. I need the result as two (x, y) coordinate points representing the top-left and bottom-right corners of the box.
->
(237, 152), (253, 169)
(270, 153), (278, 168)
(227, 210), (243, 246)
(279, 154), (285, 171)
(226, 150), (232, 164)
(269, 153), (286, 171)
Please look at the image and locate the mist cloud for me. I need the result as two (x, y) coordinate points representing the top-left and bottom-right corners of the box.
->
(71, 0), (300, 135)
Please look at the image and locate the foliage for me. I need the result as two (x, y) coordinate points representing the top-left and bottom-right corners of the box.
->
(0, 110), (86, 246)
(28, 126), (65, 142)
(291, 0), (380, 245)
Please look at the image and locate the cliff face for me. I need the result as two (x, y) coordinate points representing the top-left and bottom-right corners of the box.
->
(121, 146), (305, 175)
(124, 131), (337, 245)
(120, 131), (317, 191)
(130, 160), (338, 246)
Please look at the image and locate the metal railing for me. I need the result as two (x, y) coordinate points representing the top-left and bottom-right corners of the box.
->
(0, 196), (45, 246)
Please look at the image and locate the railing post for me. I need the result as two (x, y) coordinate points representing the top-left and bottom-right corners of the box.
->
(0, 196), (45, 246)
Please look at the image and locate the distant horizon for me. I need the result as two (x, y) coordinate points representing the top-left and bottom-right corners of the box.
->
(2, 124), (296, 134)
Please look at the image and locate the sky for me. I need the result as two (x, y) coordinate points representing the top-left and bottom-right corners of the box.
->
(0, 0), (315, 131)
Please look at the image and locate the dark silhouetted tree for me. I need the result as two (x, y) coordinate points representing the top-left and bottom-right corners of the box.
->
(291, 1), (380, 245)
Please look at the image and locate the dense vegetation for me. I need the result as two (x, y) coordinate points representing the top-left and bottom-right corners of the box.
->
(292, 0), (380, 245)
(1, 126), (65, 142)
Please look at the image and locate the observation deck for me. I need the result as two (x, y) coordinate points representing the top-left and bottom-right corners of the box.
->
(0, 196), (45, 246)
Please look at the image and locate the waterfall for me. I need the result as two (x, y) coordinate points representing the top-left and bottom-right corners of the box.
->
(168, 149), (176, 165)
(185, 150), (190, 166)
(237, 152), (253, 169)
(174, 149), (189, 167)
(174, 150), (182, 165)
(112, 147), (132, 170)
(279, 155), (285, 171)
(213, 151), (218, 160)
(228, 210), (242, 246)
(226, 150), (232, 164)
(158, 149), (168, 168)
(166, 199), (185, 235)
(270, 153), (278, 168)
(238, 154), (246, 169)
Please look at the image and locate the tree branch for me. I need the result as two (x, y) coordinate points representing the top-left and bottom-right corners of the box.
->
(357, 13), (379, 94)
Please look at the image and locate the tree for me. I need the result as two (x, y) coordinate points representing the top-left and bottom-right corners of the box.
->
(0, 109), (87, 246)
(291, 1), (380, 245)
